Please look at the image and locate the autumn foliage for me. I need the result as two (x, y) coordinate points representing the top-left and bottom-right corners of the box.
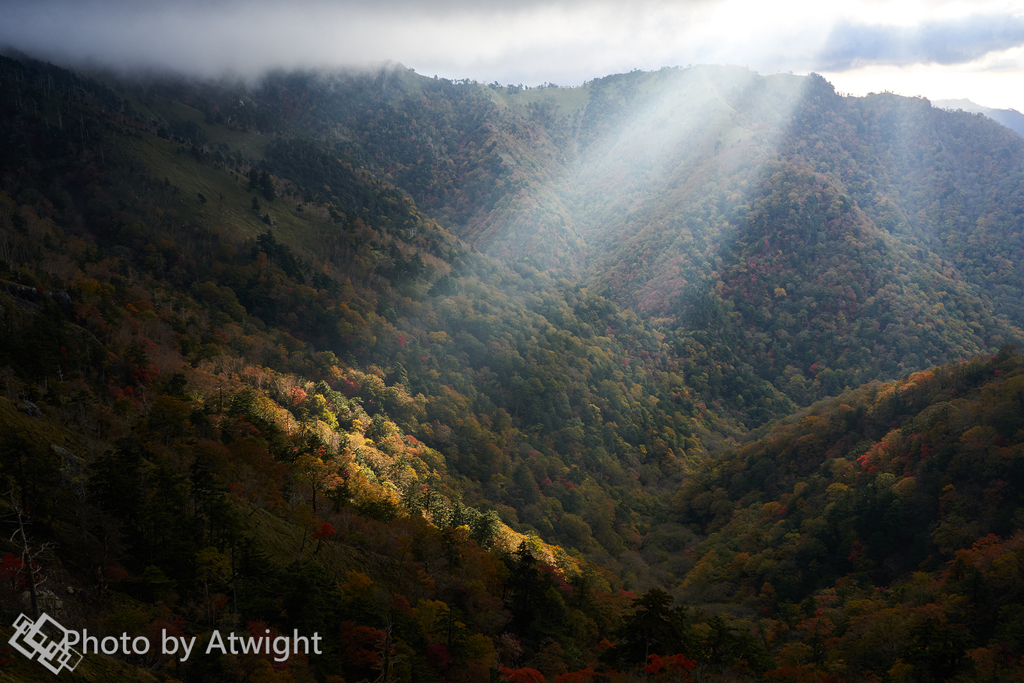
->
(1, 52), (1024, 683)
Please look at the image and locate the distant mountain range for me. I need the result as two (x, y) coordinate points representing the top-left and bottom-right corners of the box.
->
(934, 97), (1024, 137)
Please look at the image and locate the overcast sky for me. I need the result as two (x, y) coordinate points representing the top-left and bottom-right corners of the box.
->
(2, 0), (1023, 112)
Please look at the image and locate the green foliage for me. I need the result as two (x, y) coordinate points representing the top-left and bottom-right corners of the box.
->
(671, 349), (1024, 679)
(2, 52), (1024, 682)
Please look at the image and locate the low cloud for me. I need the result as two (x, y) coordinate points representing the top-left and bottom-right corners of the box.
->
(3, 0), (1023, 100)
(0, 0), (765, 85)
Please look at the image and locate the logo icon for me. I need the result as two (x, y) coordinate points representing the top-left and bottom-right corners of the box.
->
(9, 613), (83, 674)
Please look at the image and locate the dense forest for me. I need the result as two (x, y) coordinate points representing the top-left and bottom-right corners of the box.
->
(0, 52), (1022, 682)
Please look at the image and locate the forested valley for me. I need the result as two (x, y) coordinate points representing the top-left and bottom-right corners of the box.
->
(1, 53), (1023, 682)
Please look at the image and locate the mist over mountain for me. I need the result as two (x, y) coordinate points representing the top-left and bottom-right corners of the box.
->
(236, 64), (1024, 404)
(2, 52), (1024, 682)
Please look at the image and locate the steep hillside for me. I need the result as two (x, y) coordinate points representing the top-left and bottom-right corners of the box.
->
(222, 65), (1024, 408)
(670, 346), (1024, 681)
(0, 53), (754, 682)
(2, 51), (1024, 683)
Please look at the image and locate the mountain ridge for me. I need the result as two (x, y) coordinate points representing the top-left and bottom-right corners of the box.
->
(254, 65), (1024, 405)
(933, 97), (1024, 138)
(2, 52), (1024, 682)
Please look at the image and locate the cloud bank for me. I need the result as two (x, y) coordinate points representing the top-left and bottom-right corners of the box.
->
(1, 0), (1024, 111)
(818, 14), (1024, 71)
(1, 0), (714, 83)
(0, 0), (827, 83)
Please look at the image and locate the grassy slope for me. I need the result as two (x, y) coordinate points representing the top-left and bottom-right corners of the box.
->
(121, 128), (332, 253)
